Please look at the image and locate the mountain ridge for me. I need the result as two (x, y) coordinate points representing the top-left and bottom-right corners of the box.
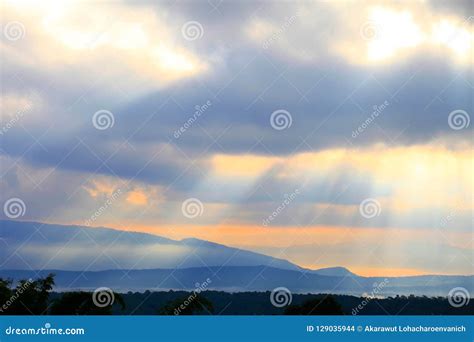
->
(1, 220), (472, 279)
(0, 220), (300, 272)
(1, 266), (472, 297)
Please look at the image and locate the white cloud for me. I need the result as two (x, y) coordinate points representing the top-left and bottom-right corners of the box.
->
(246, 2), (473, 66)
(2, 0), (208, 92)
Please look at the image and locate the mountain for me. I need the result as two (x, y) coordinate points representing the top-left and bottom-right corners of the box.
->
(0, 220), (299, 271)
(310, 267), (356, 277)
(0, 266), (472, 297)
(1, 220), (472, 296)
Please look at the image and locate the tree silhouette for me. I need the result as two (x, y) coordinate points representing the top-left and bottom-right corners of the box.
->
(285, 295), (343, 315)
(0, 278), (13, 313)
(50, 291), (125, 315)
(159, 293), (214, 315)
(0, 274), (55, 315)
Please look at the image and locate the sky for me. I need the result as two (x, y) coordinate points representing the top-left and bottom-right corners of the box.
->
(0, 0), (473, 276)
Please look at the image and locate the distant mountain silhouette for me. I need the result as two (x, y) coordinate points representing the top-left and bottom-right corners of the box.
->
(310, 267), (356, 277)
(1, 220), (472, 296)
(0, 220), (299, 271)
(0, 266), (472, 297)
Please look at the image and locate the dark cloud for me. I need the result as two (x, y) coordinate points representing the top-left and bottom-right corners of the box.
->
(1, 0), (472, 187)
(95, 52), (473, 158)
(427, 0), (473, 19)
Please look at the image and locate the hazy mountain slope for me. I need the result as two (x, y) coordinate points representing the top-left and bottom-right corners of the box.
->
(0, 220), (299, 271)
(2, 220), (472, 296)
(310, 267), (356, 277)
(1, 267), (472, 297)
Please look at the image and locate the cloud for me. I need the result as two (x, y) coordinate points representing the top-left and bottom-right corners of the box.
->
(126, 190), (148, 206)
(427, 0), (473, 19)
(2, 142), (471, 233)
(2, 0), (207, 87)
(0, 0), (472, 247)
(1, 1), (472, 174)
